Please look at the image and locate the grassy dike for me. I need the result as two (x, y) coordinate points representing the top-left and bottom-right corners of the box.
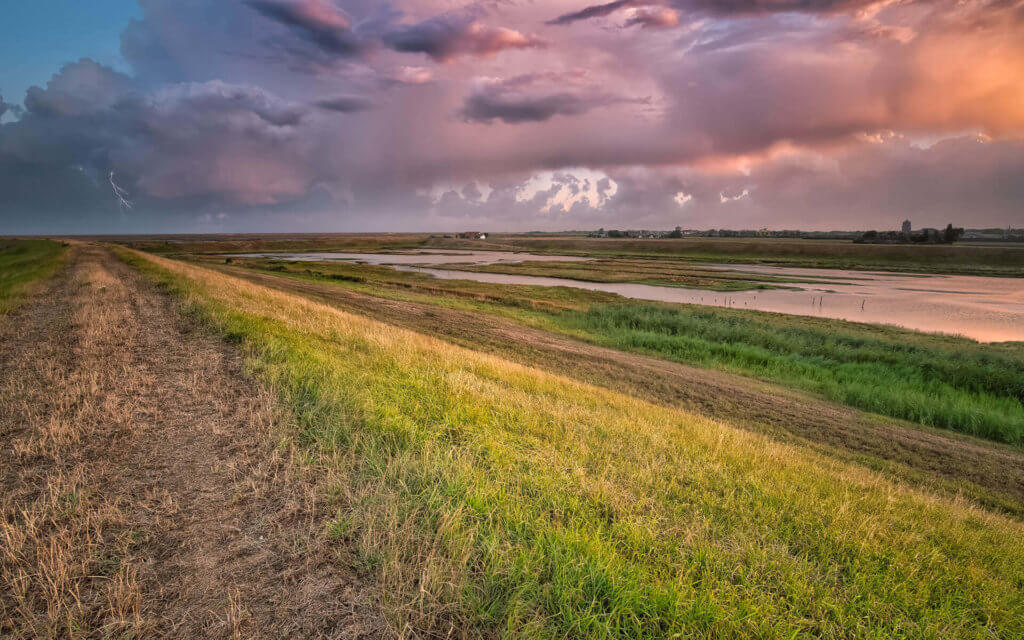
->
(119, 249), (1024, 639)
(0, 239), (67, 313)
(210, 258), (1024, 447)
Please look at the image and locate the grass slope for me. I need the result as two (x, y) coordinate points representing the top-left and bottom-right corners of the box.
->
(558, 304), (1024, 445)
(122, 248), (1024, 639)
(209, 258), (1024, 447)
(0, 239), (67, 313)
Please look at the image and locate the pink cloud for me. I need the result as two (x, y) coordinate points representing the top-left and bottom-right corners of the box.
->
(383, 16), (547, 61)
(625, 8), (681, 29)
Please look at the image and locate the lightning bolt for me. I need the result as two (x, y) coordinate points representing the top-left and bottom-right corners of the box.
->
(109, 171), (133, 211)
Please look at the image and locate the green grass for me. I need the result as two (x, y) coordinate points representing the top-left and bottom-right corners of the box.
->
(122, 249), (1024, 639)
(555, 304), (1024, 445)
(0, 239), (67, 313)
(208, 257), (1024, 447)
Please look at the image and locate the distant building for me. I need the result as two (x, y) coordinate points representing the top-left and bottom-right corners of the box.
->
(856, 222), (963, 245)
(458, 232), (487, 240)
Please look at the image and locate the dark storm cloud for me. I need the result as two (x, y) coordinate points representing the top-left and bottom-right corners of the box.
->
(242, 1), (546, 64)
(546, 0), (639, 26)
(679, 0), (887, 15)
(459, 89), (606, 123)
(548, 0), (898, 25)
(22, 59), (135, 117)
(0, 95), (20, 120)
(382, 14), (546, 61)
(4, 0), (1024, 234)
(245, 0), (365, 56)
(166, 81), (310, 126)
(459, 74), (644, 123)
(315, 94), (374, 112)
(0, 60), (321, 220)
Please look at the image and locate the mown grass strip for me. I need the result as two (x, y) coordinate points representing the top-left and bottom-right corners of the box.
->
(121, 248), (1024, 639)
(0, 239), (68, 314)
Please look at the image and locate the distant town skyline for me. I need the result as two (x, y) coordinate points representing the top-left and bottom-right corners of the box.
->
(2, 0), (1024, 234)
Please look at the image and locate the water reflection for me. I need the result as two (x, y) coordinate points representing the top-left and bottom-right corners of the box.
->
(407, 265), (1024, 343)
(231, 251), (1024, 342)
(229, 250), (590, 266)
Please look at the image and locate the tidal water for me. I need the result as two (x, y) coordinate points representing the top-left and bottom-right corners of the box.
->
(230, 251), (1024, 342)
(229, 249), (590, 266)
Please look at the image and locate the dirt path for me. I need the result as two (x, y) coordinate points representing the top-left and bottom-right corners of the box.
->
(214, 264), (1024, 516)
(1, 246), (385, 639)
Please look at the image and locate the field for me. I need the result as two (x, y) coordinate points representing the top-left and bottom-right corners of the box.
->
(3, 238), (1024, 638)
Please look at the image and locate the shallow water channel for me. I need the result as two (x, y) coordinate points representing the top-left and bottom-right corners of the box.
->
(230, 251), (1024, 342)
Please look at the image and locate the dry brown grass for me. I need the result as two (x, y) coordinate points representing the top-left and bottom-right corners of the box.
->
(1, 245), (385, 639)
(1, 247), (147, 637)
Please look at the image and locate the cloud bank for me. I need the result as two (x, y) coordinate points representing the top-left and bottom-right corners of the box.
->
(1, 0), (1023, 233)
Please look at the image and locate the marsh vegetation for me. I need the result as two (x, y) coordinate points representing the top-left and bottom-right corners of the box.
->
(563, 303), (1024, 445)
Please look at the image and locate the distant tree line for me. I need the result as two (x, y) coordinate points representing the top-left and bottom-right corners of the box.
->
(856, 224), (964, 244)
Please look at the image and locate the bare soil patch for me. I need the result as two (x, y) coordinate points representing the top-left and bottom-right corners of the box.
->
(217, 265), (1024, 515)
(1, 246), (385, 639)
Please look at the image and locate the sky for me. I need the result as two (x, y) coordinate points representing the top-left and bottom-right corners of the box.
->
(1, 0), (1022, 234)
(0, 1), (140, 107)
